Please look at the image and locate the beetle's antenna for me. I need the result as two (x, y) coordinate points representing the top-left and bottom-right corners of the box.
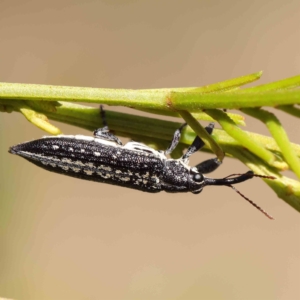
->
(204, 171), (275, 219)
(224, 172), (276, 180)
(228, 184), (274, 220)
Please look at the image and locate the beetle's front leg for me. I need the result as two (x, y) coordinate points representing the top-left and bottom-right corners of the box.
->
(195, 158), (222, 174)
(182, 123), (214, 160)
(183, 122), (222, 173)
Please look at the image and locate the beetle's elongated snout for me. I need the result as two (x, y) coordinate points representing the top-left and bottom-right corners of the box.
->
(203, 171), (255, 186)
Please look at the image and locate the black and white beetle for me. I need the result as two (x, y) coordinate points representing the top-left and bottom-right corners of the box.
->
(9, 107), (275, 219)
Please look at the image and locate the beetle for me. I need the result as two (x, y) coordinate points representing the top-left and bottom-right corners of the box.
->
(9, 106), (275, 219)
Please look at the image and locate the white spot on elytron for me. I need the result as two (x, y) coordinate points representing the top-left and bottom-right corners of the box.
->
(50, 163), (57, 168)
(84, 170), (94, 175)
(41, 161), (48, 165)
(71, 167), (81, 173)
(94, 152), (100, 156)
(142, 172), (149, 178)
(86, 162), (94, 168)
(62, 158), (72, 164)
(119, 177), (130, 182)
(96, 171), (111, 179)
(52, 145), (59, 150)
(80, 149), (85, 153)
(115, 170), (122, 174)
(68, 147), (74, 152)
(97, 165), (112, 172)
(151, 176), (159, 183)
(143, 180), (148, 184)
(75, 160), (85, 167)
(60, 165), (69, 171)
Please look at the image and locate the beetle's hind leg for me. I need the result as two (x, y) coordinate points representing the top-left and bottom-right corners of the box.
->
(93, 105), (123, 145)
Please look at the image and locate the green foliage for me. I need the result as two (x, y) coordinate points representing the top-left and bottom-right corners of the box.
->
(1, 72), (300, 212)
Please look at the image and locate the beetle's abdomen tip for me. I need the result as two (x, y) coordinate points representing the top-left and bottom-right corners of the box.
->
(8, 142), (29, 156)
(8, 145), (18, 155)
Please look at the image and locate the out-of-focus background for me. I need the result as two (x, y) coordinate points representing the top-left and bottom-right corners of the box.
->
(1, 1), (300, 299)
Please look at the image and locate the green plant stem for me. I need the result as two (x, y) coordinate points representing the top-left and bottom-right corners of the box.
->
(204, 109), (287, 170)
(6, 100), (61, 134)
(0, 71), (261, 112)
(170, 90), (300, 111)
(1, 82), (299, 112)
(241, 107), (300, 179)
(243, 74), (300, 91)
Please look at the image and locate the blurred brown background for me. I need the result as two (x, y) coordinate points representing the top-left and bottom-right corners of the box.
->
(1, 0), (300, 299)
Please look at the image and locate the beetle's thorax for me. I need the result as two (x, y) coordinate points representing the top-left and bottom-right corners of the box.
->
(160, 159), (204, 193)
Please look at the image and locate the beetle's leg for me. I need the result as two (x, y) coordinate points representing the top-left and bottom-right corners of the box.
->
(195, 158), (222, 174)
(93, 105), (123, 145)
(181, 123), (214, 160)
(165, 123), (187, 155)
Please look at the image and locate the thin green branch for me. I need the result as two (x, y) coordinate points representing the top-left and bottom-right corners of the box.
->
(204, 109), (287, 170)
(6, 100), (61, 134)
(241, 107), (300, 179)
(1, 77), (299, 112)
(243, 74), (300, 91)
(170, 90), (300, 111)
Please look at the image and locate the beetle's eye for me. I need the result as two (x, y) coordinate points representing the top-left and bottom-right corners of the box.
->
(193, 173), (203, 183)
